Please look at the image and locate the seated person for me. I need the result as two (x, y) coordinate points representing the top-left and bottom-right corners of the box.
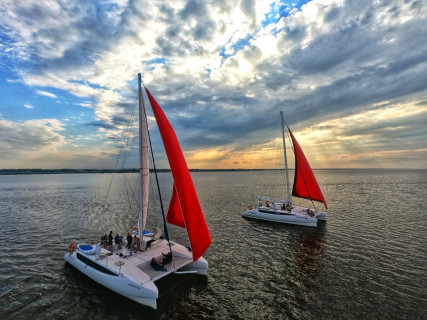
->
(100, 234), (107, 248)
(114, 234), (123, 247)
(150, 258), (166, 271)
(162, 252), (172, 265)
(145, 239), (155, 250)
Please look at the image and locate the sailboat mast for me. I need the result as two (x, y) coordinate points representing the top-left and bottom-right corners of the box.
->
(280, 111), (291, 206)
(137, 73), (144, 241)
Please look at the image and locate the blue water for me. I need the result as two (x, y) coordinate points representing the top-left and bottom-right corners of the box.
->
(0, 169), (426, 319)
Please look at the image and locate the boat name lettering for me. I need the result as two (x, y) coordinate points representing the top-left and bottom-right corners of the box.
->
(128, 283), (140, 290)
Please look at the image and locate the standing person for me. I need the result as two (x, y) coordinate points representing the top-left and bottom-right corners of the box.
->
(107, 231), (113, 246)
(126, 233), (133, 249)
(132, 235), (140, 250)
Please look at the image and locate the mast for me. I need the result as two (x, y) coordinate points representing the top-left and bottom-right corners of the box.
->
(280, 111), (291, 206)
(137, 73), (144, 241)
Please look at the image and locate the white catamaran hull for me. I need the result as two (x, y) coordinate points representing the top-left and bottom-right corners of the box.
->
(64, 252), (158, 308)
(64, 240), (208, 309)
(242, 207), (322, 227)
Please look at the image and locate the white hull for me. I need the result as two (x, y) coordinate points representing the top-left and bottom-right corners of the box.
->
(242, 206), (326, 227)
(64, 239), (207, 309)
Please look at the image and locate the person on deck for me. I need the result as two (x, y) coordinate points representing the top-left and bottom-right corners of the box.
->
(114, 233), (123, 247)
(132, 235), (140, 250)
(258, 199), (262, 207)
(100, 234), (107, 248)
(151, 258), (166, 271)
(107, 231), (113, 246)
(162, 252), (172, 265)
(126, 233), (133, 249)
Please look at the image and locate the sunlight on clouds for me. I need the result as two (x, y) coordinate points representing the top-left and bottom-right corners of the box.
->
(185, 138), (283, 169)
(0, 118), (65, 167)
(292, 102), (427, 168)
(183, 100), (427, 169)
(0, 117), (117, 169)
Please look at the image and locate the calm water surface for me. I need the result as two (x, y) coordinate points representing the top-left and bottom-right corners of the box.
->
(0, 170), (426, 319)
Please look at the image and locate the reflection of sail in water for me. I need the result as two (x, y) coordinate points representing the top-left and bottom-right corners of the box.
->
(293, 227), (327, 286)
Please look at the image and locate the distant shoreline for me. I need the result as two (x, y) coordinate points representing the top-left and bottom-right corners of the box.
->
(0, 168), (423, 175)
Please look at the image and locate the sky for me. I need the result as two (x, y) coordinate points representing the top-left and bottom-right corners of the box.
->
(0, 0), (426, 170)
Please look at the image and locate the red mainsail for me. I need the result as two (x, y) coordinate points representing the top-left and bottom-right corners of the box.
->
(145, 88), (211, 262)
(289, 129), (328, 209)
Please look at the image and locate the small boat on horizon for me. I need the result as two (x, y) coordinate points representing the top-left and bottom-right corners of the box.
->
(242, 111), (328, 227)
(64, 74), (212, 309)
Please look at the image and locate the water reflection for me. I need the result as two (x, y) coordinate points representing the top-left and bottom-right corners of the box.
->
(293, 223), (327, 287)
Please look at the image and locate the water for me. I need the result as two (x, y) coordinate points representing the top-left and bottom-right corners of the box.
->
(0, 170), (426, 319)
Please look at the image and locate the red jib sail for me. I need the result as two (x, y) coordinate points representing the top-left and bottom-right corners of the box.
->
(289, 128), (328, 209)
(145, 88), (212, 262)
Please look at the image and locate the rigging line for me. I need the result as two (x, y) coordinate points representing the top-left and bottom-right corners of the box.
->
(120, 107), (138, 170)
(122, 172), (135, 224)
(141, 84), (173, 256)
(102, 100), (138, 212)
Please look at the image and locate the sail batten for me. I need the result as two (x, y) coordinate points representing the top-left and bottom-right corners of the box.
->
(145, 88), (211, 262)
(289, 128), (328, 209)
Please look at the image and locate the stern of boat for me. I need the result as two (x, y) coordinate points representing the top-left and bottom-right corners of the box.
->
(315, 212), (327, 221)
(180, 256), (208, 275)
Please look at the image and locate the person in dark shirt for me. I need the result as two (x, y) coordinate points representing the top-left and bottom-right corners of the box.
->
(107, 231), (113, 246)
(162, 252), (172, 265)
(126, 233), (133, 249)
(151, 258), (166, 271)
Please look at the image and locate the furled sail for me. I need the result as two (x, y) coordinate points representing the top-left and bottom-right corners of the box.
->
(289, 128), (328, 209)
(145, 88), (212, 262)
(138, 76), (150, 233)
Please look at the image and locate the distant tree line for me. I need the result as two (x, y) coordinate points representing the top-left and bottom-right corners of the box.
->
(0, 168), (282, 175)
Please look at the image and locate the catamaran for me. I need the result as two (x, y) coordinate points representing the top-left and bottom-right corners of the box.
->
(64, 74), (212, 309)
(242, 111), (328, 227)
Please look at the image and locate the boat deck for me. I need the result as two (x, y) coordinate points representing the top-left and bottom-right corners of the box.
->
(78, 239), (194, 284)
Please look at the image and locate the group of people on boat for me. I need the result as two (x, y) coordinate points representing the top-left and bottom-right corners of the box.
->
(100, 230), (141, 251)
(257, 199), (292, 211)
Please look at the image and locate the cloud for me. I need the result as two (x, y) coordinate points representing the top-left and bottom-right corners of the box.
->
(1, 0), (426, 168)
(24, 104), (33, 109)
(36, 90), (57, 98)
(0, 118), (65, 166)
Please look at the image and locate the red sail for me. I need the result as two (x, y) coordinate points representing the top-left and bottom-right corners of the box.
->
(145, 88), (211, 262)
(289, 129), (328, 209)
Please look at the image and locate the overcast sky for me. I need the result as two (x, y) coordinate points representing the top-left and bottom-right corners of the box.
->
(1, 0), (426, 169)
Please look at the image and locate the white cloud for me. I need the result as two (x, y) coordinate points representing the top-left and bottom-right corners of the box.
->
(36, 90), (57, 98)
(24, 104), (33, 109)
